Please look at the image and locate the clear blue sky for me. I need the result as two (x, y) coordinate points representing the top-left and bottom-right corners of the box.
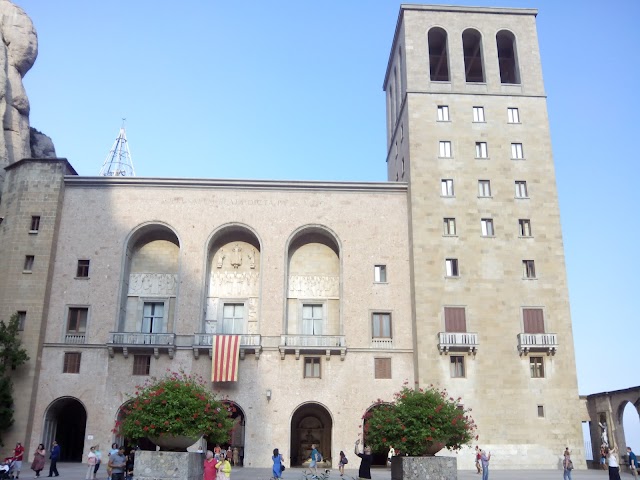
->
(14, 0), (640, 448)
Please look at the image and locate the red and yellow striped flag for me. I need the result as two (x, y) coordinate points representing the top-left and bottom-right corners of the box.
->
(212, 335), (240, 382)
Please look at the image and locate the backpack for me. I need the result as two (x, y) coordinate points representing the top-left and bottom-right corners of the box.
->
(343, 457), (348, 465)
(316, 452), (322, 462)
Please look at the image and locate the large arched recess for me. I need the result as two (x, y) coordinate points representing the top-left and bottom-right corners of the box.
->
(290, 402), (333, 467)
(43, 397), (87, 462)
(222, 401), (246, 465)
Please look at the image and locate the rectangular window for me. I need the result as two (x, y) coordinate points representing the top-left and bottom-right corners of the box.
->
(30, 216), (40, 232)
(530, 357), (545, 378)
(133, 355), (151, 376)
(372, 313), (392, 339)
(443, 218), (456, 236)
(472, 106), (485, 122)
(304, 357), (321, 378)
(478, 180), (491, 197)
(23, 255), (34, 272)
(441, 179), (454, 196)
(523, 308), (545, 333)
(142, 302), (164, 333)
(221, 303), (244, 334)
(537, 405), (545, 417)
(475, 142), (488, 158)
(63, 352), (81, 374)
(374, 265), (387, 283)
(511, 143), (524, 159)
(519, 219), (532, 237)
(439, 141), (452, 158)
(481, 218), (494, 237)
(523, 260), (536, 279)
(437, 105), (450, 122)
(374, 358), (392, 379)
(445, 258), (459, 277)
(302, 304), (323, 335)
(508, 107), (520, 123)
(67, 307), (88, 333)
(444, 307), (467, 332)
(17, 311), (26, 331)
(76, 259), (90, 278)
(515, 181), (528, 198)
(450, 356), (465, 378)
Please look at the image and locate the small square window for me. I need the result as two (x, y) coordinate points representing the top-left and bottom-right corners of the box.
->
(443, 218), (456, 236)
(523, 260), (536, 279)
(519, 219), (532, 237)
(63, 352), (81, 374)
(76, 259), (90, 278)
(439, 141), (452, 158)
(472, 106), (485, 122)
(475, 142), (488, 158)
(30, 216), (40, 232)
(537, 405), (545, 417)
(441, 179), (454, 197)
(445, 258), (459, 277)
(437, 105), (450, 122)
(17, 311), (26, 331)
(372, 313), (392, 339)
(133, 355), (151, 376)
(374, 265), (387, 283)
(374, 358), (391, 379)
(481, 218), (494, 237)
(67, 307), (88, 333)
(23, 255), (34, 272)
(478, 180), (491, 197)
(530, 357), (544, 378)
(450, 356), (465, 378)
(515, 181), (528, 198)
(508, 107), (520, 124)
(511, 143), (524, 159)
(304, 357), (321, 378)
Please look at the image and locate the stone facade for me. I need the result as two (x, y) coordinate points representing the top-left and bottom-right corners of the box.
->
(0, 3), (585, 472)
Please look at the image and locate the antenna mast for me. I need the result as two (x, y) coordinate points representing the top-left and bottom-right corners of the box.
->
(99, 120), (136, 176)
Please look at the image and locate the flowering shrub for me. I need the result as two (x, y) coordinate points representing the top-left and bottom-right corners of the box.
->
(115, 371), (233, 445)
(363, 385), (477, 456)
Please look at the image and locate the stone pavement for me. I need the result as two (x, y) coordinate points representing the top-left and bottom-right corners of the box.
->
(37, 463), (614, 480)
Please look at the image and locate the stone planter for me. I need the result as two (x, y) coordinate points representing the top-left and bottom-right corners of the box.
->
(148, 435), (201, 451)
(135, 451), (203, 480)
(391, 455), (457, 480)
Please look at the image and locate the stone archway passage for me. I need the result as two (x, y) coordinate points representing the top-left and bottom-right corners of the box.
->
(43, 397), (87, 462)
(224, 401), (246, 466)
(290, 403), (333, 467)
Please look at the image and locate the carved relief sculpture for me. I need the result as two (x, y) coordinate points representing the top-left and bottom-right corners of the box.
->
(230, 243), (243, 268)
(217, 249), (225, 268)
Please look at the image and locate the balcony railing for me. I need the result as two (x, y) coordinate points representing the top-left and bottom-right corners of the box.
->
(64, 333), (86, 344)
(517, 333), (558, 356)
(192, 334), (262, 360)
(107, 332), (176, 359)
(279, 335), (347, 360)
(438, 332), (479, 355)
(371, 338), (393, 349)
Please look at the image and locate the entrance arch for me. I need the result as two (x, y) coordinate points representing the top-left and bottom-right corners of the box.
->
(290, 403), (333, 467)
(362, 403), (391, 466)
(43, 397), (87, 462)
(223, 401), (246, 466)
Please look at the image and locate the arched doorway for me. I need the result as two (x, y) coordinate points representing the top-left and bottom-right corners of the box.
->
(362, 403), (391, 466)
(290, 403), (332, 467)
(43, 397), (87, 462)
(223, 401), (246, 466)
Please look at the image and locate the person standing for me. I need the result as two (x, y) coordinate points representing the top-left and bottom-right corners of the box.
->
(480, 450), (491, 480)
(475, 446), (482, 474)
(13, 442), (24, 479)
(271, 448), (284, 480)
(216, 454), (231, 480)
(30, 444), (46, 478)
(601, 445), (608, 470)
(387, 445), (395, 468)
(310, 444), (319, 476)
(48, 441), (60, 477)
(203, 451), (219, 480)
(108, 447), (126, 480)
(628, 447), (638, 479)
(338, 450), (348, 477)
(232, 447), (239, 467)
(93, 445), (102, 480)
(607, 446), (621, 480)
(107, 443), (119, 480)
(354, 439), (372, 480)
(86, 446), (97, 480)
(563, 447), (573, 480)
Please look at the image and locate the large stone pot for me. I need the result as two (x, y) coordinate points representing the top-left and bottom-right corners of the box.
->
(424, 442), (446, 456)
(391, 455), (457, 480)
(148, 435), (200, 452)
(135, 451), (203, 480)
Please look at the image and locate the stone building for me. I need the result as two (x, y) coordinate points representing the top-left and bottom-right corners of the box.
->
(0, 3), (585, 470)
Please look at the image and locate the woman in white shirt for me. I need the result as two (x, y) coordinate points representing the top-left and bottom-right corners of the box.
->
(608, 446), (621, 480)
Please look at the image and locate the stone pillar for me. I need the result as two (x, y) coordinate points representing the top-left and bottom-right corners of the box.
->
(391, 456), (457, 480)
(135, 451), (203, 480)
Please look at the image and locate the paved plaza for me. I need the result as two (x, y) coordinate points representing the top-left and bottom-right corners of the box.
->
(31, 462), (619, 480)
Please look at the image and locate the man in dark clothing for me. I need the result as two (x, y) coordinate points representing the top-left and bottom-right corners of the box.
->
(354, 439), (372, 480)
(47, 441), (60, 477)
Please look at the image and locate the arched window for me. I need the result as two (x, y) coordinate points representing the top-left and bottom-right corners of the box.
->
(496, 30), (521, 84)
(462, 28), (485, 82)
(428, 27), (449, 81)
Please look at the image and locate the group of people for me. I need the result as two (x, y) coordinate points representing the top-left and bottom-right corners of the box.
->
(599, 444), (638, 480)
(28, 441), (60, 478)
(202, 447), (233, 480)
(473, 446), (491, 480)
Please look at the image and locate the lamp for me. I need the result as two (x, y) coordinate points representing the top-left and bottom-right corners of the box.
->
(266, 389), (272, 400)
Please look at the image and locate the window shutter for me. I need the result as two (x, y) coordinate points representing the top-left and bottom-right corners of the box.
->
(374, 358), (391, 379)
(523, 308), (545, 333)
(444, 307), (467, 332)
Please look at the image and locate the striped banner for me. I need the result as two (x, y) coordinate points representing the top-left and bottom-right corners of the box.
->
(212, 335), (240, 382)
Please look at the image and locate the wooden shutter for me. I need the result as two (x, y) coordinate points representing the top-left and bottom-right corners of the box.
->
(63, 352), (81, 373)
(374, 358), (391, 379)
(444, 307), (467, 332)
(523, 308), (545, 333)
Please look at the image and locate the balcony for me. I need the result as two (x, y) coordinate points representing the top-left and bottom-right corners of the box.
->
(371, 338), (393, 349)
(279, 335), (346, 360)
(517, 333), (558, 356)
(438, 332), (479, 355)
(108, 332), (176, 359)
(64, 333), (86, 344)
(192, 334), (262, 360)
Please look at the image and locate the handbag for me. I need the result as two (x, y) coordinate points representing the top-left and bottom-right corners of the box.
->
(280, 464), (286, 472)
